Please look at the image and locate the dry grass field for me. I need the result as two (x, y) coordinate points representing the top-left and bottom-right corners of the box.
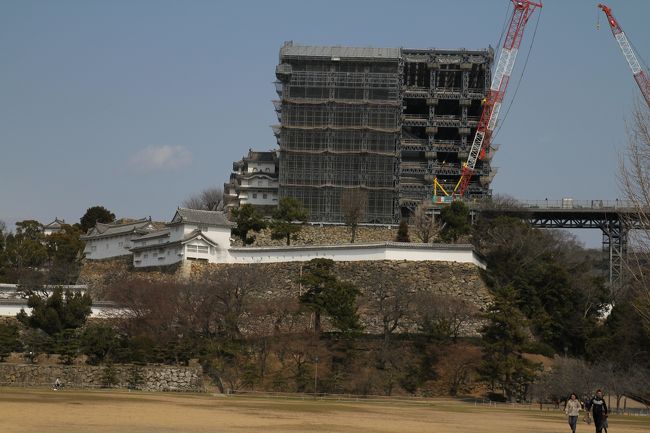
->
(0, 388), (648, 433)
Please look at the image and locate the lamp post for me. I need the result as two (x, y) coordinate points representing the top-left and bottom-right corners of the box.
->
(313, 356), (319, 398)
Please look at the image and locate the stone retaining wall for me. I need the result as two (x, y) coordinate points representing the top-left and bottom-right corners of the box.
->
(0, 363), (203, 392)
(232, 225), (399, 247)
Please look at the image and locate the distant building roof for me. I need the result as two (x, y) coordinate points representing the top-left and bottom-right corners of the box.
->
(43, 218), (65, 230)
(130, 229), (219, 253)
(245, 151), (276, 163)
(81, 218), (154, 240)
(132, 228), (171, 242)
(169, 208), (233, 228)
(280, 42), (401, 60)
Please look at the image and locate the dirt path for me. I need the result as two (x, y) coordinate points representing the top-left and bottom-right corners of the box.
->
(0, 389), (647, 433)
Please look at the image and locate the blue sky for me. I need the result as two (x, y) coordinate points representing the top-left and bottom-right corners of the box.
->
(1, 0), (649, 246)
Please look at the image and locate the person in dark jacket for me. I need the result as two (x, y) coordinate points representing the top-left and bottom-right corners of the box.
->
(589, 389), (608, 433)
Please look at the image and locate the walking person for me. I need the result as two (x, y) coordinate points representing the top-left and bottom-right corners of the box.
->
(565, 392), (582, 433)
(589, 389), (608, 433)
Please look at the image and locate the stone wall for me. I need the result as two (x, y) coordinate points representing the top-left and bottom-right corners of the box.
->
(0, 363), (203, 392)
(192, 260), (489, 306)
(232, 225), (398, 247)
(191, 260), (491, 335)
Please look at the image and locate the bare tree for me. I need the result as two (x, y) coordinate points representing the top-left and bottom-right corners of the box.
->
(191, 265), (261, 339)
(182, 187), (224, 211)
(413, 200), (438, 243)
(361, 272), (415, 365)
(340, 188), (368, 243)
(414, 293), (479, 342)
(620, 102), (650, 325)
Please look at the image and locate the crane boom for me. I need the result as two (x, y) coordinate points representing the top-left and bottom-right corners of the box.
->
(454, 0), (542, 198)
(598, 3), (650, 107)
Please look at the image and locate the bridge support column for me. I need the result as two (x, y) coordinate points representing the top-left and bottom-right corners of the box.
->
(601, 219), (628, 292)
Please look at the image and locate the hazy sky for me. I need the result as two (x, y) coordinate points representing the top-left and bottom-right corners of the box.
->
(1, 0), (649, 246)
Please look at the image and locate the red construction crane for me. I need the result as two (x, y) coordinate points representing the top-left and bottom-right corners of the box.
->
(598, 3), (650, 108)
(452, 0), (542, 199)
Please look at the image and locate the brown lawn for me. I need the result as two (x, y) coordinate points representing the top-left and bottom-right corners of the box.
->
(0, 388), (648, 433)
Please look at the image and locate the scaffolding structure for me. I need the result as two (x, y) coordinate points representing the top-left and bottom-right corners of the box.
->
(274, 42), (494, 223)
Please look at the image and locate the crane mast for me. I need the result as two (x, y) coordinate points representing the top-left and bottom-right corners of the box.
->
(598, 3), (650, 108)
(453, 0), (542, 198)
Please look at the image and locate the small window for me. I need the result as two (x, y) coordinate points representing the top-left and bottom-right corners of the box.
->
(153, 252), (158, 258)
(144, 253), (149, 258)
(263, 193), (268, 199)
(252, 193), (257, 199)
(135, 253), (141, 258)
(265, 167), (270, 172)
(187, 245), (198, 253)
(197, 245), (209, 254)
(118, 241), (123, 247)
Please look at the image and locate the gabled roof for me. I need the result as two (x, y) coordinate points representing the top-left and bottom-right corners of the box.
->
(182, 229), (219, 247)
(130, 228), (219, 252)
(132, 228), (171, 242)
(43, 218), (65, 229)
(82, 218), (155, 240)
(245, 151), (276, 163)
(168, 208), (233, 228)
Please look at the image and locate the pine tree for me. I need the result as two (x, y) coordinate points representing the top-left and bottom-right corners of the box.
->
(479, 286), (540, 402)
(395, 220), (410, 242)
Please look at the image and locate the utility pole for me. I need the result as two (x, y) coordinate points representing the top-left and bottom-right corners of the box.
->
(313, 356), (319, 398)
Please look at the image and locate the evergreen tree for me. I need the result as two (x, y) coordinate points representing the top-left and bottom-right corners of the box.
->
(299, 259), (361, 333)
(395, 220), (410, 242)
(3, 220), (48, 270)
(271, 197), (308, 245)
(17, 288), (92, 336)
(231, 204), (267, 245)
(55, 328), (80, 365)
(79, 324), (121, 365)
(480, 286), (539, 402)
(0, 323), (21, 361)
(79, 206), (115, 233)
(439, 201), (471, 243)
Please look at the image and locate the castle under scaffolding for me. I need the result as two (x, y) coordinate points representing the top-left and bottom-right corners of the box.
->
(274, 42), (494, 223)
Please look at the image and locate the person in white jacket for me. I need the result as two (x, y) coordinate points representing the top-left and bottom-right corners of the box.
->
(565, 392), (582, 433)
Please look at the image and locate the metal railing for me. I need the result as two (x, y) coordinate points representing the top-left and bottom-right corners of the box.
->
(500, 200), (637, 210)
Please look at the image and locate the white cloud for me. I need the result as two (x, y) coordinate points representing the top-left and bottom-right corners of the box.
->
(128, 145), (192, 172)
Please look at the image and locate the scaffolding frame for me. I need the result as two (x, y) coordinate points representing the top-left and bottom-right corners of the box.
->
(275, 43), (494, 223)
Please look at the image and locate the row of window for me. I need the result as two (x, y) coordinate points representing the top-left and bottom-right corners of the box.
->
(134, 244), (215, 261)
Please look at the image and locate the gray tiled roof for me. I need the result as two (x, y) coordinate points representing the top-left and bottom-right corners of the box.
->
(133, 228), (171, 242)
(130, 229), (219, 253)
(170, 208), (233, 227)
(246, 151), (276, 162)
(43, 218), (65, 229)
(82, 218), (154, 240)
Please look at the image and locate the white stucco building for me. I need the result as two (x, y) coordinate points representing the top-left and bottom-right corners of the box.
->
(81, 218), (157, 260)
(131, 208), (233, 267)
(128, 208), (485, 269)
(224, 150), (279, 212)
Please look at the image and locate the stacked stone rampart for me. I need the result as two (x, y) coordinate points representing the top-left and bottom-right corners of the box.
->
(0, 363), (203, 392)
